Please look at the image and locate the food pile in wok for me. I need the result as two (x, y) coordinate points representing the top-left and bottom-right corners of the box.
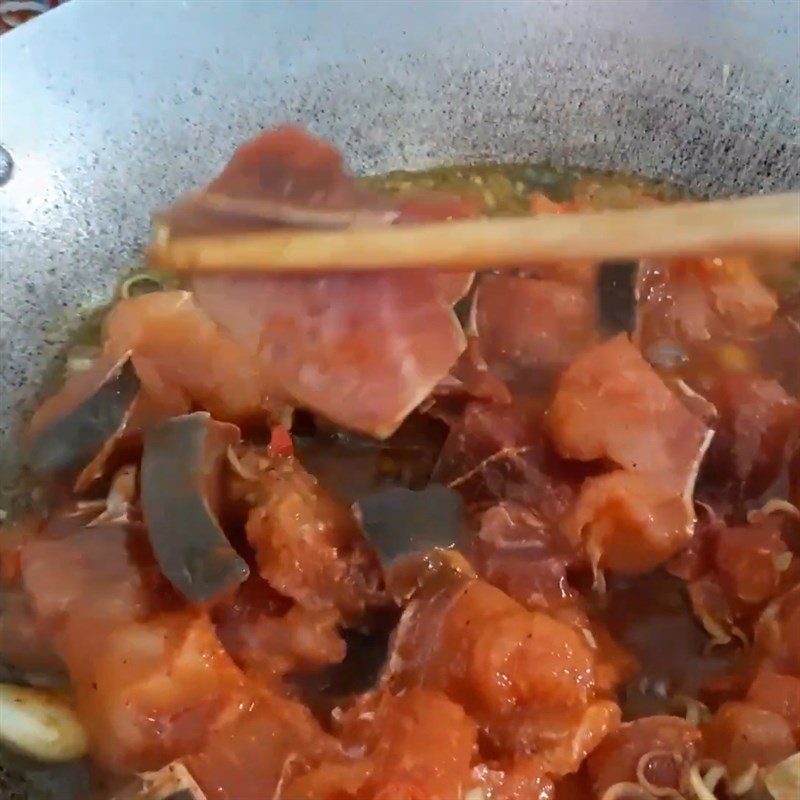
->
(1, 127), (798, 800)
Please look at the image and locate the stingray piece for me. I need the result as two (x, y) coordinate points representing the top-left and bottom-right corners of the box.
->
(597, 260), (639, 335)
(354, 485), (463, 566)
(141, 413), (249, 603)
(161, 127), (465, 438)
(28, 354), (139, 475)
(472, 275), (597, 390)
(549, 335), (713, 572)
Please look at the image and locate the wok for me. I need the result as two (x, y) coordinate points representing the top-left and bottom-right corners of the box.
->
(0, 0), (798, 507)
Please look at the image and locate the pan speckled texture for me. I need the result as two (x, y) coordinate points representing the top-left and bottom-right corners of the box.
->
(1, 0), (798, 506)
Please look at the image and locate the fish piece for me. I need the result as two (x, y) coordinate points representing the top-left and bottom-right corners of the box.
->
(212, 574), (345, 679)
(104, 291), (272, 424)
(285, 688), (477, 800)
(668, 508), (798, 644)
(193, 270), (464, 438)
(563, 471), (700, 573)
(548, 335), (711, 487)
(163, 127), (465, 437)
(384, 577), (621, 770)
(20, 520), (233, 772)
(141, 413), (249, 604)
(636, 256), (778, 350)
(471, 758), (556, 800)
(0, 588), (63, 675)
(184, 688), (340, 800)
(473, 275), (597, 391)
(475, 501), (580, 610)
(714, 517), (793, 606)
(235, 447), (384, 622)
(76, 611), (246, 773)
(20, 522), (164, 639)
(753, 585), (800, 675)
(425, 336), (512, 424)
(162, 125), (390, 237)
(700, 374), (799, 507)
(396, 192), (480, 305)
(757, 290), (800, 397)
(549, 335), (712, 571)
(433, 402), (540, 485)
(27, 353), (139, 475)
(433, 402), (581, 520)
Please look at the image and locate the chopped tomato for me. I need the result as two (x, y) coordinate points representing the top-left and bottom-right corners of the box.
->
(269, 424), (294, 457)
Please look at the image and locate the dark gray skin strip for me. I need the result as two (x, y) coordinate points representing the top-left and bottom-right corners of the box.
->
(354, 485), (463, 565)
(597, 260), (640, 335)
(141, 412), (249, 603)
(28, 357), (140, 475)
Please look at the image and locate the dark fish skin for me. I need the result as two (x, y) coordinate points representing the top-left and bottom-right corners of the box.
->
(354, 485), (463, 565)
(597, 260), (639, 335)
(28, 357), (139, 475)
(141, 412), (249, 604)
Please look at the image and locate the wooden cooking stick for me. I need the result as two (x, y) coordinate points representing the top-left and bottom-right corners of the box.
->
(151, 191), (800, 273)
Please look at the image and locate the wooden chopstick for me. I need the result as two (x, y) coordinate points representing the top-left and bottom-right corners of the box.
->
(151, 191), (800, 274)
